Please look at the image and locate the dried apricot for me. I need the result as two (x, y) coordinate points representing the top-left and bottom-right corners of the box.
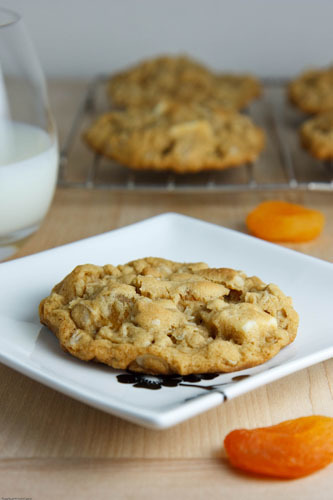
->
(246, 200), (325, 242)
(224, 416), (333, 479)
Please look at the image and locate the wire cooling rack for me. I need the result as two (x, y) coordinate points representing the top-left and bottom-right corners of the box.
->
(59, 76), (333, 192)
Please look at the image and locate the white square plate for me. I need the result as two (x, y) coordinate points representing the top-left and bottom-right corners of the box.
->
(0, 213), (332, 429)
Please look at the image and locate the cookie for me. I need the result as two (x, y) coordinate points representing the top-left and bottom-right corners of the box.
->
(108, 55), (261, 111)
(83, 102), (265, 173)
(39, 257), (299, 375)
(300, 111), (333, 159)
(288, 67), (333, 114)
(213, 73), (262, 111)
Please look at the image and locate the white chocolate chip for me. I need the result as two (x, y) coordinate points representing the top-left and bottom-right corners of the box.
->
(69, 331), (82, 346)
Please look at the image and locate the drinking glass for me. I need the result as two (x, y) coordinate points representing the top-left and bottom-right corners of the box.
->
(0, 8), (58, 260)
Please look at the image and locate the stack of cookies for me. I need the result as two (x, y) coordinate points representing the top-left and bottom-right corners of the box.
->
(288, 66), (333, 160)
(83, 55), (265, 173)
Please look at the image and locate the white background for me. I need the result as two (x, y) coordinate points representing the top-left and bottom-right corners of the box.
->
(1, 0), (333, 78)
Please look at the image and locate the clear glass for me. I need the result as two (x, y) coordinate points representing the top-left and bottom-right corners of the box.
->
(0, 8), (58, 260)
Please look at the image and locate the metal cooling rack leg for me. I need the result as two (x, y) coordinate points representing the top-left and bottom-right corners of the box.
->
(206, 173), (216, 189)
(246, 163), (257, 188)
(270, 99), (298, 188)
(167, 174), (175, 191)
(85, 154), (101, 188)
(127, 172), (136, 190)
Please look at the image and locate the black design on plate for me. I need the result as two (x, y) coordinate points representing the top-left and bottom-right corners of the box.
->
(116, 371), (220, 391)
(116, 370), (254, 395)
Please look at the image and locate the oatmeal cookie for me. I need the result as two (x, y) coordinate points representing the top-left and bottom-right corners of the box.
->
(288, 67), (333, 114)
(300, 111), (333, 159)
(39, 257), (299, 375)
(108, 55), (261, 110)
(83, 102), (264, 173)
(213, 73), (262, 111)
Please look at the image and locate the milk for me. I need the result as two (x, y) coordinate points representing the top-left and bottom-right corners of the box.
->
(0, 121), (58, 238)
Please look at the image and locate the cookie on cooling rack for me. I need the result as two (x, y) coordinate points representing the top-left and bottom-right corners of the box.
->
(213, 73), (262, 111)
(288, 66), (333, 114)
(300, 111), (333, 160)
(108, 55), (261, 111)
(39, 257), (299, 375)
(83, 102), (264, 173)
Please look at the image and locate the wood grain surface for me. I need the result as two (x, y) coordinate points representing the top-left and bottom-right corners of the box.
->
(1, 81), (332, 499)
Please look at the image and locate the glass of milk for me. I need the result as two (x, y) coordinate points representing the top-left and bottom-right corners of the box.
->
(0, 8), (58, 260)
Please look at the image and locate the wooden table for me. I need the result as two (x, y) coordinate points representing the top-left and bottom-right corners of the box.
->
(1, 81), (332, 499)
